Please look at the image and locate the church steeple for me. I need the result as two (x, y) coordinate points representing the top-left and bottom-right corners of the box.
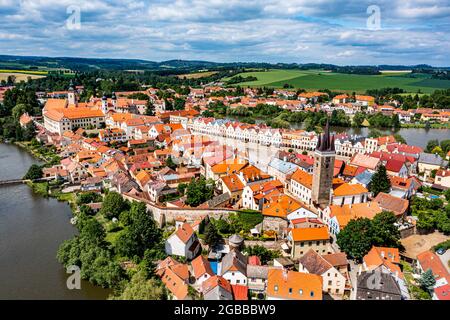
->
(316, 118), (334, 152)
(311, 117), (336, 209)
(67, 80), (77, 106)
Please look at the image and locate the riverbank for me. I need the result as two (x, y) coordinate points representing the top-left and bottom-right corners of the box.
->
(15, 140), (60, 164)
(0, 143), (111, 299)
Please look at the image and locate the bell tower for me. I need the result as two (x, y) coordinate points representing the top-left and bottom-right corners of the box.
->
(101, 92), (108, 115)
(68, 81), (77, 106)
(311, 119), (335, 208)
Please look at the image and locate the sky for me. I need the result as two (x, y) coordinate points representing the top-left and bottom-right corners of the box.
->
(0, 0), (449, 66)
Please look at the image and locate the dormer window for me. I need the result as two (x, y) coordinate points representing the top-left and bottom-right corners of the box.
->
(274, 285), (278, 292)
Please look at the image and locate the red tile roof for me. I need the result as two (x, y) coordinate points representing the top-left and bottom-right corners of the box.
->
(231, 284), (248, 300)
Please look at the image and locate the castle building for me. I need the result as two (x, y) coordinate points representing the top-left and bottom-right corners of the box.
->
(311, 120), (335, 208)
(43, 84), (105, 135)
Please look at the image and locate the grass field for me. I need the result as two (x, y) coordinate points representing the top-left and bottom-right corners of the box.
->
(177, 71), (218, 79)
(223, 69), (450, 94)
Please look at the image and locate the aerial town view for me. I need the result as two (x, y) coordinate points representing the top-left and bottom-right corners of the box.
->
(0, 0), (449, 309)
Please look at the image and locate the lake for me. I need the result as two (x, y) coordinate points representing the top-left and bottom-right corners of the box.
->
(0, 143), (110, 299)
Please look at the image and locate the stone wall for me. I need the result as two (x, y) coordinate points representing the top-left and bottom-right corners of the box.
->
(122, 193), (236, 227)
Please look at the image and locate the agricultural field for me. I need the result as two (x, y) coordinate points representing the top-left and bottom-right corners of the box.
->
(223, 69), (450, 94)
(0, 70), (47, 82)
(177, 71), (218, 79)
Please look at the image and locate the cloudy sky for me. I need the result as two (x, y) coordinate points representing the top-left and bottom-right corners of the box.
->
(1, 0), (449, 66)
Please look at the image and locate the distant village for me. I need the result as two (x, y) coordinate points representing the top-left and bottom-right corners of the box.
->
(11, 81), (450, 301)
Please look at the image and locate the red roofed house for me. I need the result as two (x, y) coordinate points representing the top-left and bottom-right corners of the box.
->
(289, 226), (332, 260)
(434, 169), (450, 189)
(165, 223), (201, 260)
(156, 257), (190, 300)
(231, 284), (248, 300)
(373, 192), (409, 218)
(385, 159), (408, 177)
(202, 275), (233, 300)
(416, 250), (450, 290)
(191, 255), (215, 289)
(433, 284), (450, 301)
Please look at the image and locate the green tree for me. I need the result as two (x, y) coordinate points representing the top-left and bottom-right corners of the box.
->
(165, 156), (177, 170)
(243, 245), (280, 265)
(204, 222), (221, 247)
(337, 218), (374, 260)
(185, 176), (214, 207)
(145, 100), (155, 116)
(23, 164), (43, 180)
(419, 269), (436, 291)
(352, 112), (367, 127)
(77, 192), (102, 205)
(100, 191), (127, 219)
(115, 202), (162, 259)
(12, 104), (28, 121)
(177, 183), (187, 195)
(426, 139), (439, 153)
(393, 133), (406, 144)
(371, 211), (402, 248)
(391, 114), (400, 128)
(368, 165), (391, 196)
(112, 270), (166, 300)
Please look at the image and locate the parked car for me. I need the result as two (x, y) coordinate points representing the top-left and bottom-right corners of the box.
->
(436, 248), (447, 255)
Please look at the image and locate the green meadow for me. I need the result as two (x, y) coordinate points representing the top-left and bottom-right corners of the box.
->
(223, 69), (450, 94)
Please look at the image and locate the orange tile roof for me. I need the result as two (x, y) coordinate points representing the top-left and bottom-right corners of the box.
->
(333, 183), (368, 196)
(290, 169), (312, 189)
(159, 266), (189, 300)
(355, 95), (375, 101)
(191, 255), (214, 279)
(373, 192), (409, 217)
(221, 174), (245, 193)
(174, 223), (195, 244)
(202, 275), (232, 295)
(329, 202), (382, 229)
(262, 194), (302, 218)
(342, 164), (358, 177)
(231, 284), (248, 300)
(267, 269), (322, 300)
(239, 165), (271, 182)
(417, 250), (449, 281)
(364, 246), (403, 279)
(110, 113), (134, 122)
(135, 170), (151, 186)
(44, 98), (67, 110)
(291, 226), (329, 242)
(211, 158), (248, 174)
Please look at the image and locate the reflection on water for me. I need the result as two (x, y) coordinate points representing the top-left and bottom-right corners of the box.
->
(0, 143), (110, 299)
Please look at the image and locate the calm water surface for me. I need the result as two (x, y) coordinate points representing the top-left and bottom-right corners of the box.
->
(0, 143), (110, 299)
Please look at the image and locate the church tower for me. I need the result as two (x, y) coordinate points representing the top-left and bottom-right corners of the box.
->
(311, 119), (335, 208)
(68, 81), (77, 106)
(101, 92), (108, 115)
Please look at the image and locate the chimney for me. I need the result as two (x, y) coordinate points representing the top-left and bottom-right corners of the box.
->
(282, 268), (288, 281)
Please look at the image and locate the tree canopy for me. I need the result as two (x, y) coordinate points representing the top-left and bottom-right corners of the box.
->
(100, 191), (128, 219)
(368, 165), (391, 196)
(23, 164), (43, 180)
(337, 211), (402, 260)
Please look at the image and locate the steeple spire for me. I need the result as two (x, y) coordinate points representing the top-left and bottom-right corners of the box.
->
(316, 117), (334, 152)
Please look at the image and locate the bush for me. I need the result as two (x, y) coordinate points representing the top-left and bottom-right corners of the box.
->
(23, 164), (43, 180)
